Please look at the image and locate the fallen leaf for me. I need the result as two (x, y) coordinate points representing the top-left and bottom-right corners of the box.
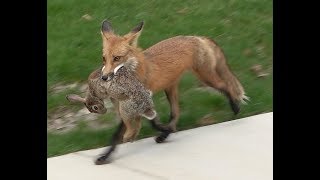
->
(82, 14), (93, 21)
(250, 64), (270, 78)
(243, 48), (253, 57)
(177, 8), (189, 14)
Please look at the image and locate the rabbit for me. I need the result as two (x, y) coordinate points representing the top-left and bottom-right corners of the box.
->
(66, 66), (148, 142)
(66, 65), (173, 165)
(102, 63), (171, 143)
(66, 67), (108, 115)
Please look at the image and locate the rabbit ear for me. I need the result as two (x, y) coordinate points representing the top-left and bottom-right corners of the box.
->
(66, 94), (86, 103)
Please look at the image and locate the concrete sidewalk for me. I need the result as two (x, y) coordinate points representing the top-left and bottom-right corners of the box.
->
(47, 112), (273, 180)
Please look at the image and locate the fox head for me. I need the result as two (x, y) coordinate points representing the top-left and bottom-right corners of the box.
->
(100, 20), (144, 81)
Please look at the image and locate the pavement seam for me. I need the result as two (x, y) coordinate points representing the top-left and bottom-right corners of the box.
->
(71, 152), (168, 179)
(112, 162), (169, 180)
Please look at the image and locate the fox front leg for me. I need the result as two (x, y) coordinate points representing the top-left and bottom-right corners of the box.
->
(94, 121), (125, 165)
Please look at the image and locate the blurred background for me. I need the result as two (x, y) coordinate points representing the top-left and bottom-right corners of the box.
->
(47, 0), (272, 157)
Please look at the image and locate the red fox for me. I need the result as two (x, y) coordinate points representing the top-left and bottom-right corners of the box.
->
(99, 20), (248, 132)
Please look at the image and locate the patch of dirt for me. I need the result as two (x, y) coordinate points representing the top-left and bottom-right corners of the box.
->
(47, 106), (115, 133)
(79, 84), (88, 92)
(48, 82), (115, 133)
(49, 82), (79, 94)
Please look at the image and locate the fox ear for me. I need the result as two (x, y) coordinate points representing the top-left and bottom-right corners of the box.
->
(124, 21), (144, 47)
(101, 19), (114, 39)
(66, 94), (86, 103)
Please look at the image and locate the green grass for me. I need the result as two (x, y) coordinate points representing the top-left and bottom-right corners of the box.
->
(48, 0), (272, 157)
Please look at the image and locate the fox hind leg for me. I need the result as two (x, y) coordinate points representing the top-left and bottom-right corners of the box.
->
(193, 69), (240, 115)
(164, 84), (180, 132)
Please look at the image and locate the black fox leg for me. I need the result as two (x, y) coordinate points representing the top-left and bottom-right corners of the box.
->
(94, 121), (125, 165)
(149, 116), (173, 143)
(223, 91), (240, 115)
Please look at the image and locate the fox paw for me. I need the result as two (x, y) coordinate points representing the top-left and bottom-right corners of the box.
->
(154, 129), (172, 143)
(94, 155), (110, 165)
(155, 136), (166, 143)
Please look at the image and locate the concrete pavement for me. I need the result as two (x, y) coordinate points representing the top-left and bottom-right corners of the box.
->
(47, 112), (273, 180)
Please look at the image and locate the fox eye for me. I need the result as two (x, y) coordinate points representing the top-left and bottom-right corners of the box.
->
(113, 56), (121, 62)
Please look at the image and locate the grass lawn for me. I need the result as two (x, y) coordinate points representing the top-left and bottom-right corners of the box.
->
(47, 0), (272, 157)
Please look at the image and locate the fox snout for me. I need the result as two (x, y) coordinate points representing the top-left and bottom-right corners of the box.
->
(101, 65), (113, 81)
(101, 72), (114, 81)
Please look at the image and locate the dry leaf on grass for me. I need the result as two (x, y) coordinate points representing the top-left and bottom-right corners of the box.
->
(250, 64), (270, 78)
(82, 14), (93, 21)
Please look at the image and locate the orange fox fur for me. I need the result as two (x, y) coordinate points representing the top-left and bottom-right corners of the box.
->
(100, 20), (248, 133)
